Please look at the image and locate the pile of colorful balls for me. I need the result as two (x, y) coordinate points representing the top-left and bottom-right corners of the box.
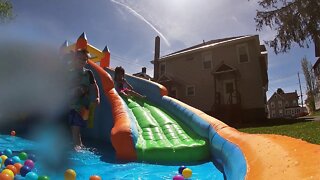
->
(0, 148), (49, 180)
(172, 166), (192, 180)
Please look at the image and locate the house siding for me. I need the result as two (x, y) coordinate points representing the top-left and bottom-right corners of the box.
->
(156, 35), (267, 122)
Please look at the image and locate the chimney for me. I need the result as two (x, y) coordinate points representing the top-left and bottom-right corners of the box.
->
(154, 36), (160, 81)
(142, 67), (146, 74)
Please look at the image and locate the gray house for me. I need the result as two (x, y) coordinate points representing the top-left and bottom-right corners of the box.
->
(152, 35), (268, 123)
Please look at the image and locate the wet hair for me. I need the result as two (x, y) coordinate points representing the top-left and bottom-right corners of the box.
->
(114, 66), (125, 81)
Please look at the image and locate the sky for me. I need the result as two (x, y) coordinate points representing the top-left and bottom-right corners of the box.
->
(1, 0), (317, 103)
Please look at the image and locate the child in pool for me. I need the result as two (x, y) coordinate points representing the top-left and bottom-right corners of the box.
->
(114, 66), (146, 99)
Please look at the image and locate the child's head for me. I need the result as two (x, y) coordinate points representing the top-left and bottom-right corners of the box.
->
(114, 66), (125, 81)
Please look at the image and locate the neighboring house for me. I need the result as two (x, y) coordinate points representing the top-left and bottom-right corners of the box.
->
(267, 90), (304, 118)
(312, 57), (320, 110)
(133, 67), (152, 80)
(152, 35), (268, 124)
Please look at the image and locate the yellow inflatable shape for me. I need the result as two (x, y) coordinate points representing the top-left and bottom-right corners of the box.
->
(64, 44), (105, 63)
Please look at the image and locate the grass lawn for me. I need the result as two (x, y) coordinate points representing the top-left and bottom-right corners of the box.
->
(238, 119), (320, 145)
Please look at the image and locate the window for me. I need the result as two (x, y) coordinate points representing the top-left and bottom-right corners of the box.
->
(292, 100), (297, 106)
(271, 102), (275, 108)
(237, 44), (249, 63)
(278, 100), (282, 108)
(279, 109), (283, 116)
(170, 87), (177, 98)
(203, 54), (212, 69)
(285, 101), (289, 107)
(186, 86), (195, 96)
(271, 110), (275, 117)
(160, 63), (166, 76)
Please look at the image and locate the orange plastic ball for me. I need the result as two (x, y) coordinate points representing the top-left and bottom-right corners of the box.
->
(0, 172), (13, 180)
(10, 131), (16, 136)
(5, 165), (17, 175)
(89, 175), (102, 180)
(13, 163), (23, 174)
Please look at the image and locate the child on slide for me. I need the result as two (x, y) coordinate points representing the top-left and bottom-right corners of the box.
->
(114, 66), (146, 99)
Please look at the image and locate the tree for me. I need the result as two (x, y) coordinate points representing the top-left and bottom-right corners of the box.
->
(301, 56), (316, 111)
(0, 0), (13, 23)
(254, 0), (320, 56)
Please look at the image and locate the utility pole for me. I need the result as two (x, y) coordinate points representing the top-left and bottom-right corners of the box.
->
(298, 72), (304, 107)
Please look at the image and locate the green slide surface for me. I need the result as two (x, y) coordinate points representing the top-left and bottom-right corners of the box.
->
(125, 98), (210, 163)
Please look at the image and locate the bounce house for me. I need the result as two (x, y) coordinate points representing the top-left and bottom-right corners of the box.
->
(2, 32), (316, 179)
(60, 33), (320, 179)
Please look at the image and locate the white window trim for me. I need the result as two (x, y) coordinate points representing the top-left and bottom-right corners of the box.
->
(186, 85), (195, 96)
(159, 62), (166, 76)
(236, 43), (250, 63)
(202, 53), (212, 70)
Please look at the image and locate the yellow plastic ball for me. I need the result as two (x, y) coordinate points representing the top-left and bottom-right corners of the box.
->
(1, 155), (8, 165)
(182, 168), (192, 178)
(64, 169), (76, 180)
(1, 169), (14, 178)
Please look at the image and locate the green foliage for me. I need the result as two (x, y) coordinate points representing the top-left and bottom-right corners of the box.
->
(255, 0), (320, 54)
(239, 120), (320, 144)
(0, 0), (13, 23)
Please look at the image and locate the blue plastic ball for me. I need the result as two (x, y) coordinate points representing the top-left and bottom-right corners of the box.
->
(20, 165), (32, 177)
(0, 157), (2, 164)
(4, 149), (12, 157)
(14, 175), (24, 180)
(25, 172), (38, 180)
(0, 151), (4, 156)
(178, 166), (187, 174)
(4, 158), (14, 166)
(28, 154), (36, 162)
(12, 156), (21, 164)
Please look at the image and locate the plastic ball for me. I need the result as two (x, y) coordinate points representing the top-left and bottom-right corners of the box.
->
(0, 173), (13, 180)
(5, 164), (18, 175)
(4, 158), (14, 166)
(1, 169), (14, 178)
(64, 169), (76, 180)
(11, 156), (21, 164)
(1, 155), (8, 164)
(24, 159), (35, 169)
(178, 166), (186, 174)
(4, 149), (12, 157)
(13, 163), (23, 174)
(173, 175), (185, 180)
(182, 168), (192, 179)
(27, 154), (36, 162)
(89, 175), (101, 180)
(20, 165), (31, 177)
(19, 152), (28, 161)
(38, 175), (50, 180)
(0, 151), (4, 156)
(14, 175), (24, 180)
(25, 172), (38, 180)
(0, 157), (2, 165)
(10, 130), (16, 136)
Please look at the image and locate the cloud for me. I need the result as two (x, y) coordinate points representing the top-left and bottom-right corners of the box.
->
(110, 0), (171, 47)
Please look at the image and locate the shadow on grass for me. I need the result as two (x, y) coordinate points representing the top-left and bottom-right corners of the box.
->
(236, 117), (311, 129)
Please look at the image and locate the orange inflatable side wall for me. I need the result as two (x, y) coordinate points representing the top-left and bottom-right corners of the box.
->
(88, 60), (137, 161)
(167, 97), (320, 179)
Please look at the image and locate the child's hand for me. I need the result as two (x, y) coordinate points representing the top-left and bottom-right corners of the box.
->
(95, 97), (100, 105)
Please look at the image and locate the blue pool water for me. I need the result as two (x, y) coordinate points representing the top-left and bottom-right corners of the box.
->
(0, 135), (224, 179)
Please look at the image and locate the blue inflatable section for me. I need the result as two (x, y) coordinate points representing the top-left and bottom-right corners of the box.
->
(111, 70), (247, 179)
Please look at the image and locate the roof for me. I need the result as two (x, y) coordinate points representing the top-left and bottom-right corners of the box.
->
(160, 35), (258, 59)
(132, 72), (152, 80)
(268, 91), (299, 103)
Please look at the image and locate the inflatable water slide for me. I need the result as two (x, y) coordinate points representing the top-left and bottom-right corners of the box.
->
(63, 33), (320, 179)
